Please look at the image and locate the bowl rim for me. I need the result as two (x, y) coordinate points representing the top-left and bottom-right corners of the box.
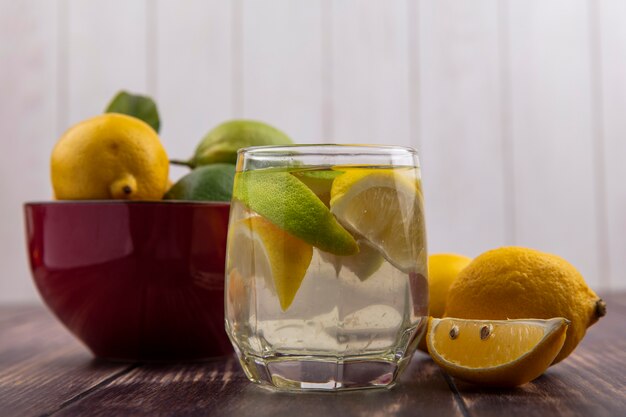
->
(24, 200), (231, 208)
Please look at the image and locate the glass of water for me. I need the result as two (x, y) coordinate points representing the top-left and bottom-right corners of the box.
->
(225, 145), (428, 391)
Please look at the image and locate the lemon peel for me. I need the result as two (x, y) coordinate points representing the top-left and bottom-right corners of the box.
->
(445, 247), (606, 364)
(51, 113), (169, 200)
(229, 216), (313, 310)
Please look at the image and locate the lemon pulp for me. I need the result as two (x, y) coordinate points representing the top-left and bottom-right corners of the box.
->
(330, 168), (425, 273)
(427, 317), (569, 387)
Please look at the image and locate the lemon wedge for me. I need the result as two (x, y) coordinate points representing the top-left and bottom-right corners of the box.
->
(229, 216), (313, 311)
(330, 169), (425, 273)
(320, 240), (385, 281)
(427, 317), (569, 387)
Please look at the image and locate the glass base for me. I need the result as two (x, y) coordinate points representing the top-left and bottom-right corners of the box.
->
(236, 352), (414, 391)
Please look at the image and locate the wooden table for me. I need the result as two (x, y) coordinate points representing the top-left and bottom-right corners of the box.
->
(1, 294), (625, 417)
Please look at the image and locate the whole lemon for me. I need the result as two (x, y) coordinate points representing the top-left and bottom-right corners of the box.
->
(428, 253), (473, 318)
(419, 253), (472, 353)
(445, 247), (606, 364)
(51, 113), (169, 200)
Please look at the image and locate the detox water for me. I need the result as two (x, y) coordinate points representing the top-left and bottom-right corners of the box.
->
(225, 162), (428, 391)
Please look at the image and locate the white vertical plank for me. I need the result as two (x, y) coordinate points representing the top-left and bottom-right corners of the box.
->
(331, 0), (410, 146)
(507, 1), (600, 288)
(66, 0), (147, 124)
(0, 0), (58, 302)
(155, 0), (232, 180)
(417, 0), (507, 257)
(241, 0), (323, 143)
(597, 0), (626, 290)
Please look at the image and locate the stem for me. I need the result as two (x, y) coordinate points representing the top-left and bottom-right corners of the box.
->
(169, 159), (194, 168)
(595, 299), (607, 318)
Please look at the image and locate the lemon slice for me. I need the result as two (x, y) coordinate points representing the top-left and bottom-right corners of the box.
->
(320, 240), (385, 281)
(229, 216), (313, 311)
(330, 169), (425, 272)
(427, 317), (569, 387)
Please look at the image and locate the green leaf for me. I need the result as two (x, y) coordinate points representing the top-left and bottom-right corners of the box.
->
(105, 91), (161, 132)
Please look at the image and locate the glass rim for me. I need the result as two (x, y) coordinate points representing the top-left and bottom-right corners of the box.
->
(238, 144), (418, 157)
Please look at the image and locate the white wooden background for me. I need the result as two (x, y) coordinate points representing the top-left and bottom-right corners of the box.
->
(1, 0), (625, 303)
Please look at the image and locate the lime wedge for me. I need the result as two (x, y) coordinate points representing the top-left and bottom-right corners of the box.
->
(233, 170), (358, 256)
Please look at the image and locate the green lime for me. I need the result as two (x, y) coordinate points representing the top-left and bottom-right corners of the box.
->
(291, 170), (343, 207)
(185, 120), (293, 167)
(164, 164), (235, 202)
(233, 170), (358, 256)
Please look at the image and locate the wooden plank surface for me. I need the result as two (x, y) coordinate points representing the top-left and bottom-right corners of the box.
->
(241, 0), (325, 144)
(454, 295), (626, 417)
(330, 0), (411, 146)
(505, 0), (601, 288)
(66, 0), (148, 125)
(154, 0), (233, 182)
(1, 295), (624, 416)
(52, 354), (463, 417)
(0, 307), (131, 417)
(0, 0), (58, 303)
(417, 0), (509, 257)
(597, 0), (626, 290)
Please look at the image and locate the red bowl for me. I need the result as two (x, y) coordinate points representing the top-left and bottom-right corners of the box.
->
(24, 201), (232, 361)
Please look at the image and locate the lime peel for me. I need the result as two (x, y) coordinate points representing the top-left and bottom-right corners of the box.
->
(233, 170), (358, 256)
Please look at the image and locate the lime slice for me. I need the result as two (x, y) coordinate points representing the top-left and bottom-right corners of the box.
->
(233, 170), (358, 256)
(229, 216), (313, 310)
(330, 169), (425, 272)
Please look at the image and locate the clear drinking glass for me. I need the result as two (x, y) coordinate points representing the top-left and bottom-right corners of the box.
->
(225, 145), (428, 391)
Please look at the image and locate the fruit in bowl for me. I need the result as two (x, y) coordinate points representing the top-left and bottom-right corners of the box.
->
(51, 113), (170, 200)
(26, 91), (294, 361)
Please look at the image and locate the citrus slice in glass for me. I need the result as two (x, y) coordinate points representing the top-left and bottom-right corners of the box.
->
(427, 317), (569, 387)
(320, 240), (385, 281)
(291, 169), (343, 207)
(229, 216), (313, 311)
(330, 169), (425, 273)
(233, 170), (358, 256)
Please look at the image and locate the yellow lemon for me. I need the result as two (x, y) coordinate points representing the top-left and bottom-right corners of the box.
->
(428, 253), (472, 318)
(418, 253), (472, 353)
(427, 317), (569, 387)
(330, 168), (426, 273)
(51, 113), (169, 200)
(228, 216), (313, 311)
(445, 247), (606, 364)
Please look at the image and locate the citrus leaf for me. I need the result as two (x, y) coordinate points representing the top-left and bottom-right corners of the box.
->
(105, 91), (160, 132)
